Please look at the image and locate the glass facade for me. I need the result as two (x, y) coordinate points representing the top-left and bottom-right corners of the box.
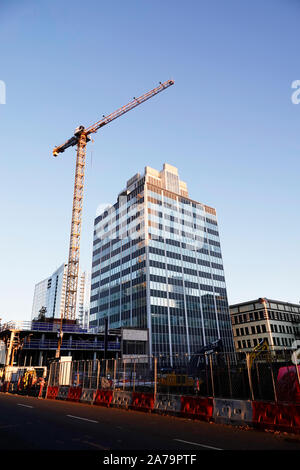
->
(31, 264), (88, 322)
(31, 263), (67, 320)
(90, 164), (234, 360)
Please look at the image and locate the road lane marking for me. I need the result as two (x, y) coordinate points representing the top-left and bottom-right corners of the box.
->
(174, 439), (223, 451)
(17, 404), (34, 408)
(67, 415), (99, 424)
(82, 440), (108, 450)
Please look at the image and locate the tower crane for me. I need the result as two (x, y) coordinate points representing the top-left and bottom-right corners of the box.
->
(53, 79), (174, 357)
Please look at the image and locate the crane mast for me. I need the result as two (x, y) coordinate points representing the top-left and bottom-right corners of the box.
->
(53, 79), (174, 334)
(64, 132), (87, 322)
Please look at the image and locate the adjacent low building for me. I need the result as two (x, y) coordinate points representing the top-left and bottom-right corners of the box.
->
(230, 297), (300, 352)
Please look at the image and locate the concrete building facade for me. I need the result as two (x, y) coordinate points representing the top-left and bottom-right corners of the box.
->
(230, 297), (300, 352)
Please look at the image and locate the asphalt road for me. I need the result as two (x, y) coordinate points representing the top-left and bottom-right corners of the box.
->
(0, 392), (299, 455)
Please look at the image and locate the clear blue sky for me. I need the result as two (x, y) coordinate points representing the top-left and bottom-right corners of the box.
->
(1, 0), (300, 323)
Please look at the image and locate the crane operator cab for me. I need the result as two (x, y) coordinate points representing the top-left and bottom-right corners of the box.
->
(74, 125), (85, 136)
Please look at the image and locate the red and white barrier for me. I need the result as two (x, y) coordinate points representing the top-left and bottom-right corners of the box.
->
(34, 383), (300, 434)
(66, 387), (82, 402)
(80, 388), (96, 404)
(213, 398), (253, 425)
(111, 390), (132, 408)
(252, 401), (300, 433)
(131, 392), (154, 412)
(154, 394), (181, 414)
(180, 396), (214, 422)
(94, 389), (113, 407)
(46, 386), (59, 400)
(56, 386), (69, 400)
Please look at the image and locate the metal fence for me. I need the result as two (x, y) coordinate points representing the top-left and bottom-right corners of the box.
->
(48, 357), (156, 392)
(45, 350), (300, 403)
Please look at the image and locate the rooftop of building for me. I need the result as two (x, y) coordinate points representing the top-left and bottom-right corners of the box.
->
(95, 163), (217, 225)
(229, 297), (300, 311)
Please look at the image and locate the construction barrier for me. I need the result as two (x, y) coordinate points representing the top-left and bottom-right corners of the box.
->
(252, 401), (279, 430)
(154, 394), (182, 414)
(67, 387), (82, 402)
(180, 396), (213, 422)
(131, 392), (154, 412)
(80, 388), (96, 404)
(94, 389), (113, 407)
(46, 386), (59, 400)
(213, 399), (253, 425)
(111, 391), (133, 409)
(56, 386), (70, 400)
(252, 401), (300, 433)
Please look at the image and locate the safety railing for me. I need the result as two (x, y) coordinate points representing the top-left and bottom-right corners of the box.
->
(22, 339), (120, 351)
(0, 321), (99, 334)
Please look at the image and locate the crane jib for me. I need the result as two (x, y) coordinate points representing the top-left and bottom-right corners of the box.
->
(53, 79), (174, 156)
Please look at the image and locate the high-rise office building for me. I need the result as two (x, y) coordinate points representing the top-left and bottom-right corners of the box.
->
(31, 264), (89, 322)
(90, 164), (234, 359)
(32, 263), (67, 320)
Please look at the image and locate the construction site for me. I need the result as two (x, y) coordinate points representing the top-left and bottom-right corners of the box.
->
(1, 77), (300, 425)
